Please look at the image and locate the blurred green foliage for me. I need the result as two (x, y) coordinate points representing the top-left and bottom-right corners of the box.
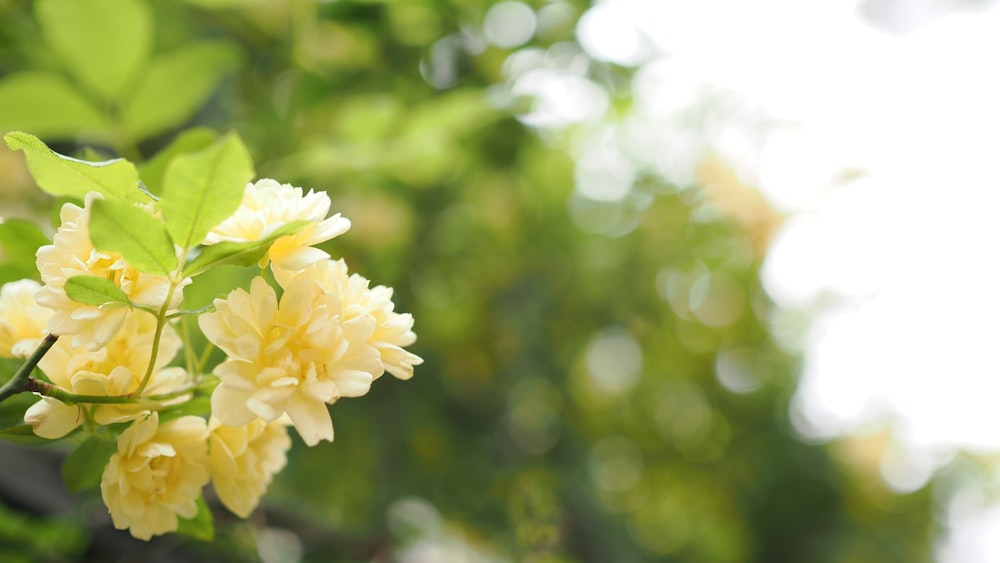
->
(0, 0), (938, 561)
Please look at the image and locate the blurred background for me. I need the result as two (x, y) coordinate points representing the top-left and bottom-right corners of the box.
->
(0, 0), (999, 561)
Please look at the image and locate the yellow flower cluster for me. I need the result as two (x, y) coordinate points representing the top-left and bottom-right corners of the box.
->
(0, 279), (51, 358)
(100, 412), (210, 540)
(25, 313), (188, 438)
(35, 193), (185, 351)
(200, 180), (422, 446)
(0, 177), (420, 540)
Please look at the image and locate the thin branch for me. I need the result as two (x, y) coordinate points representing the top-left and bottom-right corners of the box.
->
(132, 281), (179, 397)
(26, 378), (197, 405)
(0, 334), (58, 404)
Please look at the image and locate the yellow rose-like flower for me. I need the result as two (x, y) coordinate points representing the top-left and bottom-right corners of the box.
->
(0, 279), (52, 358)
(293, 259), (423, 380)
(209, 417), (291, 518)
(24, 312), (189, 438)
(199, 275), (382, 446)
(35, 193), (185, 351)
(101, 412), (210, 540)
(203, 178), (351, 272)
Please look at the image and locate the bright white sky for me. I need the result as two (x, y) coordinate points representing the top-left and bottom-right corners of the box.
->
(563, 0), (1000, 561)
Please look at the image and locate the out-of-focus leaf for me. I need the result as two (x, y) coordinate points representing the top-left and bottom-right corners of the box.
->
(181, 0), (269, 8)
(0, 72), (108, 138)
(35, 0), (151, 102)
(137, 128), (218, 196)
(176, 496), (214, 541)
(123, 42), (241, 140)
(182, 220), (309, 276)
(89, 198), (177, 275)
(4, 132), (145, 202)
(61, 435), (116, 492)
(0, 424), (57, 446)
(0, 219), (49, 279)
(401, 89), (499, 138)
(161, 133), (253, 252)
(64, 276), (130, 307)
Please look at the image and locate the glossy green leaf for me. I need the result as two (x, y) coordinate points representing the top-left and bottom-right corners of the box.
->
(182, 220), (309, 277)
(175, 496), (214, 541)
(0, 219), (50, 279)
(89, 199), (177, 275)
(0, 72), (109, 138)
(64, 275), (130, 307)
(123, 42), (241, 140)
(0, 424), (58, 446)
(35, 0), (152, 102)
(137, 128), (218, 197)
(161, 133), (254, 253)
(62, 435), (116, 492)
(4, 132), (146, 202)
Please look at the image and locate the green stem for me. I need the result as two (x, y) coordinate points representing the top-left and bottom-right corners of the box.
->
(181, 315), (197, 376)
(0, 334), (58, 404)
(132, 281), (179, 397)
(196, 341), (216, 375)
(31, 378), (196, 405)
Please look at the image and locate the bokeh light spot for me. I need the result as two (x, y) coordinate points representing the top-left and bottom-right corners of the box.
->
(585, 327), (643, 394)
(484, 1), (537, 49)
(576, 3), (648, 66)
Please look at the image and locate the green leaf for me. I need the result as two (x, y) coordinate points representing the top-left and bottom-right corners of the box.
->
(0, 264), (34, 286)
(0, 424), (58, 446)
(4, 132), (146, 202)
(137, 128), (218, 197)
(0, 219), (50, 279)
(62, 435), (116, 492)
(0, 72), (109, 139)
(181, 0), (269, 8)
(161, 133), (254, 253)
(176, 496), (214, 541)
(123, 42), (241, 140)
(89, 199), (177, 275)
(182, 220), (310, 277)
(64, 275), (130, 307)
(35, 0), (152, 103)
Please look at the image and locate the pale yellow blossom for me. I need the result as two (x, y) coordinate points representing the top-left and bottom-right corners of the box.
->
(293, 259), (422, 380)
(204, 178), (351, 272)
(24, 312), (189, 438)
(199, 275), (381, 446)
(0, 279), (52, 358)
(35, 193), (185, 350)
(208, 417), (291, 517)
(100, 412), (210, 540)
(23, 396), (81, 439)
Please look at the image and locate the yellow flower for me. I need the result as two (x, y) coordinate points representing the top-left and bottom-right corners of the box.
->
(208, 417), (291, 518)
(294, 259), (423, 380)
(0, 279), (52, 358)
(100, 412), (210, 540)
(35, 193), (184, 351)
(203, 178), (351, 271)
(24, 312), (189, 438)
(199, 275), (382, 446)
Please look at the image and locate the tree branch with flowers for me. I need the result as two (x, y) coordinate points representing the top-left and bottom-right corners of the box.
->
(0, 130), (422, 541)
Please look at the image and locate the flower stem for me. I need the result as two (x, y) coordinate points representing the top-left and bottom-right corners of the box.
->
(0, 334), (58, 404)
(132, 281), (179, 397)
(31, 379), (196, 405)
